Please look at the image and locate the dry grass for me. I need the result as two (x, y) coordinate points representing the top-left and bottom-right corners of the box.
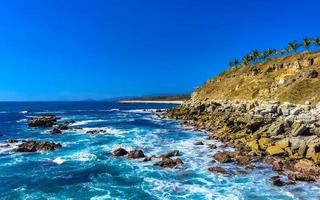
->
(193, 51), (320, 105)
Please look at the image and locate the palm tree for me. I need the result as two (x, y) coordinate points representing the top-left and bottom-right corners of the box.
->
(312, 37), (320, 50)
(250, 49), (259, 63)
(242, 55), (250, 66)
(266, 48), (274, 57)
(287, 41), (299, 52)
(229, 58), (239, 68)
(303, 38), (311, 51)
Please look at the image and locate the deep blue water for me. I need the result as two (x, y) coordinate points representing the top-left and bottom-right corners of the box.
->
(0, 102), (319, 200)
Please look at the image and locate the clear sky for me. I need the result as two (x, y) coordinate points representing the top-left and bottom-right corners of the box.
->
(0, 0), (320, 101)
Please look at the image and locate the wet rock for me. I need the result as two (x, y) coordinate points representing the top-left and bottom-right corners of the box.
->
(272, 160), (284, 171)
(86, 129), (107, 134)
(160, 150), (180, 159)
(64, 120), (76, 125)
(50, 128), (62, 134)
(14, 140), (61, 152)
(270, 176), (285, 186)
(208, 144), (217, 149)
(127, 150), (145, 159)
(6, 139), (18, 143)
(212, 152), (233, 163)
(287, 172), (316, 182)
(28, 115), (60, 128)
(234, 155), (251, 166)
(57, 124), (69, 130)
(208, 167), (229, 175)
(195, 141), (204, 145)
(154, 157), (183, 168)
(113, 147), (128, 156)
(143, 155), (157, 162)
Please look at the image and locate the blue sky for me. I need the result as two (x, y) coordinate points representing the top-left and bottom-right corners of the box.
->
(0, 0), (320, 101)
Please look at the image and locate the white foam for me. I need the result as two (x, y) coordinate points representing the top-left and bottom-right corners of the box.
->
(70, 119), (108, 126)
(52, 157), (65, 165)
(16, 119), (28, 123)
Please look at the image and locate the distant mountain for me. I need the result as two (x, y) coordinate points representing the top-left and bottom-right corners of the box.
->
(120, 94), (190, 101)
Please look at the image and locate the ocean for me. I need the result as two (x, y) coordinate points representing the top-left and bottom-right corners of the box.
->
(0, 102), (319, 200)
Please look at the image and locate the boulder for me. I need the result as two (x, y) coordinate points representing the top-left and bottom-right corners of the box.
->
(113, 147), (128, 156)
(306, 143), (320, 164)
(208, 144), (217, 149)
(287, 172), (316, 182)
(290, 123), (309, 137)
(275, 139), (290, 149)
(266, 146), (286, 156)
(247, 140), (260, 154)
(208, 167), (229, 175)
(258, 138), (272, 150)
(154, 157), (183, 168)
(272, 160), (284, 171)
(195, 141), (204, 145)
(127, 150), (145, 159)
(212, 152), (233, 163)
(270, 176), (285, 187)
(160, 150), (180, 158)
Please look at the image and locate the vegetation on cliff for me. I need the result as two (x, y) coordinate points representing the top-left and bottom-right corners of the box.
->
(193, 51), (320, 105)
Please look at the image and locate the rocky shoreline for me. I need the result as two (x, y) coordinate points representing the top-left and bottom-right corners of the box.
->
(165, 99), (320, 183)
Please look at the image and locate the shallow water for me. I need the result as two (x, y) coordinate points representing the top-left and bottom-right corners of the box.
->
(0, 102), (319, 200)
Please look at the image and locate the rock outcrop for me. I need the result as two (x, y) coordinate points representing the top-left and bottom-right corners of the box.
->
(166, 98), (320, 181)
(14, 140), (62, 152)
(28, 115), (60, 128)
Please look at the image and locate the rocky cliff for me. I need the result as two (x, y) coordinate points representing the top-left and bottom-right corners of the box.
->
(191, 51), (320, 105)
(166, 51), (320, 182)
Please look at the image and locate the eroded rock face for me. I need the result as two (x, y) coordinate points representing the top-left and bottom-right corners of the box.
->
(28, 115), (60, 128)
(14, 140), (62, 152)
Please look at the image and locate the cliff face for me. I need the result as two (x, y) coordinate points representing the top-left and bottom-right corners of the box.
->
(191, 52), (320, 105)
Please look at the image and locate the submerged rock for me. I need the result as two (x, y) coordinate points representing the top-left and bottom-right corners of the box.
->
(112, 147), (128, 156)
